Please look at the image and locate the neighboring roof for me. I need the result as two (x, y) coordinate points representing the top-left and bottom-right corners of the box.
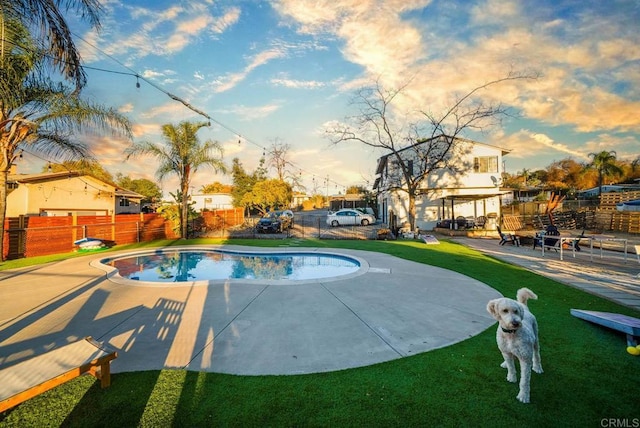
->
(9, 171), (144, 199)
(576, 184), (640, 194)
(116, 188), (145, 200)
(330, 193), (365, 201)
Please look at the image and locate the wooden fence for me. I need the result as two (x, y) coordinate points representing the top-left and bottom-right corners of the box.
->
(599, 190), (640, 211)
(2, 208), (245, 260)
(503, 210), (640, 235)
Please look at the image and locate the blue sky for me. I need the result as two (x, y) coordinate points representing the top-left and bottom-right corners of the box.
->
(19, 0), (640, 196)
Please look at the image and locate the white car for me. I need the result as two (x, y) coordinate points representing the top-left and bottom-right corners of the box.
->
(326, 209), (376, 227)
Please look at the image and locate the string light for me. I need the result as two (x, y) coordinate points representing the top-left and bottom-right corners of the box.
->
(5, 34), (359, 192)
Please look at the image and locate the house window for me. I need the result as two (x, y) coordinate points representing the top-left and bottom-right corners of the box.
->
(473, 156), (498, 173)
(119, 198), (130, 207)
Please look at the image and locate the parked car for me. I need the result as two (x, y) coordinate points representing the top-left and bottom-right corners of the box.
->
(255, 210), (293, 233)
(355, 207), (376, 218)
(256, 212), (286, 233)
(326, 209), (376, 227)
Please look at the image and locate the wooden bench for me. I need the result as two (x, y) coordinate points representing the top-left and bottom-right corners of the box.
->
(571, 309), (640, 347)
(0, 337), (117, 413)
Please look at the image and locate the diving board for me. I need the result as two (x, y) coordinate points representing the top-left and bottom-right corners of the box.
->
(571, 309), (640, 347)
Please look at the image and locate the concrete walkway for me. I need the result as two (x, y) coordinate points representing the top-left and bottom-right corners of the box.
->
(0, 246), (500, 376)
(450, 235), (640, 311)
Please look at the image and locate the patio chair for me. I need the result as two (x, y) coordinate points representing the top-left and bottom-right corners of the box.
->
(456, 216), (467, 229)
(563, 228), (586, 252)
(497, 225), (520, 246)
(533, 225), (560, 251)
(475, 216), (487, 229)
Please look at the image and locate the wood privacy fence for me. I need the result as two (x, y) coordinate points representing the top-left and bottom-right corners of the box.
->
(2, 208), (245, 260)
(503, 210), (640, 234)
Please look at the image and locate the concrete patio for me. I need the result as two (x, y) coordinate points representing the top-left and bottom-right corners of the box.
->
(0, 246), (501, 376)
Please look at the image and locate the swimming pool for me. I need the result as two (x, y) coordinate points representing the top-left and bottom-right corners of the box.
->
(94, 247), (366, 286)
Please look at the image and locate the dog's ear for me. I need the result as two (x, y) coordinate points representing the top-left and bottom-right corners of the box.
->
(486, 300), (499, 319)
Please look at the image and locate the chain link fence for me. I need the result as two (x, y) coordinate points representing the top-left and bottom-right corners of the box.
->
(200, 213), (383, 240)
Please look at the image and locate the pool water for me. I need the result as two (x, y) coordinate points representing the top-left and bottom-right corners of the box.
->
(106, 250), (361, 283)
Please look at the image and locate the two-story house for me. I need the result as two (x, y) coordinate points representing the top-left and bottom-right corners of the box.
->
(373, 135), (511, 231)
(7, 170), (144, 217)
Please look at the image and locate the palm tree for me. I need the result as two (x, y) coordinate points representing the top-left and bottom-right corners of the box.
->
(0, 17), (132, 261)
(2, 0), (103, 91)
(125, 121), (227, 239)
(588, 150), (623, 198)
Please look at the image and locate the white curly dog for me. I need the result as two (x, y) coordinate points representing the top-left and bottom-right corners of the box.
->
(486, 288), (543, 403)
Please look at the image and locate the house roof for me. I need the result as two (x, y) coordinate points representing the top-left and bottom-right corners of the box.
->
(9, 171), (81, 183)
(439, 191), (512, 201)
(375, 134), (511, 170)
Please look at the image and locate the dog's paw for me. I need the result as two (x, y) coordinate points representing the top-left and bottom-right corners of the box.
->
(533, 365), (543, 374)
(507, 374), (517, 383)
(516, 391), (530, 403)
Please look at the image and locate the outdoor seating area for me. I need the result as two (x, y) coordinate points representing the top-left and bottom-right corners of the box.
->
(492, 221), (638, 266)
(437, 215), (490, 230)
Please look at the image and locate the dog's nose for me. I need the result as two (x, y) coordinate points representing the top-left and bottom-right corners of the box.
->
(512, 321), (520, 328)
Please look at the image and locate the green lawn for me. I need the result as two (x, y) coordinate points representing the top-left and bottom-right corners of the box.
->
(1, 238), (639, 427)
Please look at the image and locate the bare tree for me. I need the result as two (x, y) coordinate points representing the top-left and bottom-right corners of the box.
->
(325, 72), (537, 229)
(266, 138), (289, 180)
(266, 138), (304, 191)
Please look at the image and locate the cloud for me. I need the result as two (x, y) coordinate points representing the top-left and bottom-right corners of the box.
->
(137, 101), (200, 121)
(270, 78), (325, 89)
(499, 130), (590, 161)
(85, 3), (240, 62)
(215, 103), (281, 120)
(274, 0), (640, 136)
(274, 0), (429, 84)
(214, 48), (287, 92)
(119, 103), (134, 114)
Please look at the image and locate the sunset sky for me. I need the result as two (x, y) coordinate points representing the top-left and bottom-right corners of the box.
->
(18, 0), (640, 196)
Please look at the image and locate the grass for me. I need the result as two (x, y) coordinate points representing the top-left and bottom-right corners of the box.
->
(1, 238), (639, 427)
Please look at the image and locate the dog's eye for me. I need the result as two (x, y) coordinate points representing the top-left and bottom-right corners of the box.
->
(502, 309), (509, 313)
